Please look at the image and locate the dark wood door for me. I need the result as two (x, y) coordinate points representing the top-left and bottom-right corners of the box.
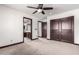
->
(61, 16), (74, 43)
(50, 19), (60, 41)
(42, 22), (47, 38)
(50, 16), (74, 43)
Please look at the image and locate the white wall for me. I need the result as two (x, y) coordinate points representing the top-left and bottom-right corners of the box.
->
(0, 5), (38, 47)
(32, 18), (38, 39)
(47, 9), (79, 44)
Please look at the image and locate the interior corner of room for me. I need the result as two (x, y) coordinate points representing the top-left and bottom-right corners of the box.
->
(0, 4), (79, 55)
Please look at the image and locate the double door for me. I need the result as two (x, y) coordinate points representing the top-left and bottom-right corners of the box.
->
(50, 16), (74, 43)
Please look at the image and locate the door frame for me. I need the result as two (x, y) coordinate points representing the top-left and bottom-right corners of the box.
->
(23, 17), (32, 41)
(38, 21), (42, 37)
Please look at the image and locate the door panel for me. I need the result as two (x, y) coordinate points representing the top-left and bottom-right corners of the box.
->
(61, 17), (74, 43)
(50, 20), (60, 41)
(42, 22), (47, 38)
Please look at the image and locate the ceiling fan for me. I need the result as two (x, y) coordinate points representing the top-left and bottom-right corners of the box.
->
(27, 4), (53, 15)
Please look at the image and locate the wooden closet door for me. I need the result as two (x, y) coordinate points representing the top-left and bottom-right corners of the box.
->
(42, 22), (47, 38)
(50, 19), (60, 41)
(61, 16), (74, 43)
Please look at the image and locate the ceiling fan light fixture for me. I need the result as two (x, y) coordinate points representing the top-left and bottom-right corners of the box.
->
(37, 9), (42, 13)
(27, 4), (53, 15)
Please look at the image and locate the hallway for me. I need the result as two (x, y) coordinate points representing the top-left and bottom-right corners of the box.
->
(0, 38), (79, 55)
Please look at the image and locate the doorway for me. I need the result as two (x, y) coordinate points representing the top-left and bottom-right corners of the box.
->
(50, 16), (74, 43)
(23, 17), (32, 40)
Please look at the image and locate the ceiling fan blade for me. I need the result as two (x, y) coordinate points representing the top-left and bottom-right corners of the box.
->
(43, 7), (53, 10)
(27, 6), (38, 9)
(42, 11), (45, 14)
(32, 10), (37, 14)
(38, 4), (43, 9)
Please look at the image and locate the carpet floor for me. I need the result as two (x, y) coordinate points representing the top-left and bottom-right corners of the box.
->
(0, 38), (79, 55)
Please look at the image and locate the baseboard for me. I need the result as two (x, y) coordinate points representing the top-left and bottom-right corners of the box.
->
(74, 43), (79, 45)
(38, 36), (42, 37)
(47, 38), (50, 40)
(32, 38), (38, 40)
(0, 41), (24, 49)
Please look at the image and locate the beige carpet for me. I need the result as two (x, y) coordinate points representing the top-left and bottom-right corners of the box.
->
(0, 38), (79, 55)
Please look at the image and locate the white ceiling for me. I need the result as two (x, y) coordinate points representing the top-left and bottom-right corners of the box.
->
(3, 4), (79, 19)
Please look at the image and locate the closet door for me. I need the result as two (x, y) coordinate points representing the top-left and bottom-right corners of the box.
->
(50, 19), (60, 41)
(42, 22), (47, 38)
(61, 16), (74, 43)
